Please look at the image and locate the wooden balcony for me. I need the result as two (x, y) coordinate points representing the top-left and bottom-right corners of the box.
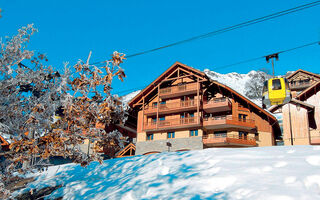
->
(203, 134), (256, 147)
(203, 97), (231, 113)
(203, 115), (255, 130)
(144, 117), (200, 132)
(159, 82), (198, 99)
(144, 100), (197, 116)
(289, 81), (312, 91)
(310, 136), (320, 145)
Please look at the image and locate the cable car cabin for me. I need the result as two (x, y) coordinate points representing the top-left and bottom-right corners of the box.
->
(262, 78), (291, 108)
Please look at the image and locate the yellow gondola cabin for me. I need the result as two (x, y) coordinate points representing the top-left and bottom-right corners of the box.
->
(262, 78), (291, 108)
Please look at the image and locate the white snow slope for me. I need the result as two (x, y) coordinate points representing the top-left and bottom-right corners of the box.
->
(16, 145), (320, 200)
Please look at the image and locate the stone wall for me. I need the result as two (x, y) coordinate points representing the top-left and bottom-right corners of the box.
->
(135, 136), (203, 155)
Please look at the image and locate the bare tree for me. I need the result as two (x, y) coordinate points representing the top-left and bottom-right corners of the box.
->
(0, 24), (128, 198)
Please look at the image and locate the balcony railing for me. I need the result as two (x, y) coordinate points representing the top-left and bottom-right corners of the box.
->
(159, 82), (198, 98)
(203, 97), (231, 113)
(144, 117), (199, 131)
(203, 134), (256, 146)
(144, 100), (196, 115)
(289, 81), (312, 90)
(203, 115), (255, 129)
(310, 135), (320, 144)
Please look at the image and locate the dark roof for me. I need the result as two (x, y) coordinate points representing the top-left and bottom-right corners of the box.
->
(286, 69), (320, 80)
(269, 99), (315, 113)
(296, 81), (320, 101)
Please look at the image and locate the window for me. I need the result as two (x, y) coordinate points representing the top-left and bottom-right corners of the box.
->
(147, 134), (154, 141)
(160, 101), (166, 105)
(152, 102), (158, 108)
(152, 117), (157, 124)
(159, 116), (165, 121)
(214, 131), (227, 137)
(272, 79), (282, 90)
(190, 130), (198, 137)
(239, 131), (248, 139)
(239, 114), (247, 122)
(167, 132), (175, 139)
(188, 113), (195, 123)
(255, 133), (259, 141)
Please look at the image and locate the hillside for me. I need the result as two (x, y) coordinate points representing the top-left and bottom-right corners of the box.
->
(15, 145), (320, 200)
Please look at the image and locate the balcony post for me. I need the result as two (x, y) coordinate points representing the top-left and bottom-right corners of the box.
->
(156, 85), (160, 129)
(142, 97), (145, 130)
(197, 78), (200, 124)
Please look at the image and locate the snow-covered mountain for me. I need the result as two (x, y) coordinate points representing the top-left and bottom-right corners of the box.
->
(17, 145), (320, 199)
(204, 69), (269, 106)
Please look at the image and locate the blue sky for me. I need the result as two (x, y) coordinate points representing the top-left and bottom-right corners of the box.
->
(1, 0), (320, 95)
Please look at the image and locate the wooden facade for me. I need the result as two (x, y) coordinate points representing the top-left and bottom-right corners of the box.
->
(116, 143), (136, 158)
(270, 70), (320, 145)
(129, 62), (281, 155)
(286, 69), (320, 97)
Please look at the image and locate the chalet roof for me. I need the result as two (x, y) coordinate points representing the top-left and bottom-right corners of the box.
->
(269, 99), (315, 113)
(296, 81), (320, 101)
(128, 61), (207, 107)
(286, 69), (320, 80)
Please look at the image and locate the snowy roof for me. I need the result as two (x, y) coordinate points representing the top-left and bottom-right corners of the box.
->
(120, 90), (141, 105)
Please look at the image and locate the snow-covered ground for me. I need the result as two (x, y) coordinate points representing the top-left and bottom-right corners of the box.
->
(16, 145), (320, 200)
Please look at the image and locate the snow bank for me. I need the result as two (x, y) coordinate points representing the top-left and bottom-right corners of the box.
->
(16, 145), (320, 200)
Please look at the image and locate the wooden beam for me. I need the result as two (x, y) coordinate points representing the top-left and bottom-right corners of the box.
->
(162, 68), (180, 82)
(139, 85), (158, 106)
(162, 74), (195, 83)
(179, 67), (204, 81)
(156, 85), (160, 129)
(197, 78), (200, 124)
(142, 97), (145, 131)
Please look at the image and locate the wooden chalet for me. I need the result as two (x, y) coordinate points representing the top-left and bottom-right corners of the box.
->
(286, 69), (320, 97)
(270, 79), (320, 145)
(129, 62), (281, 155)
